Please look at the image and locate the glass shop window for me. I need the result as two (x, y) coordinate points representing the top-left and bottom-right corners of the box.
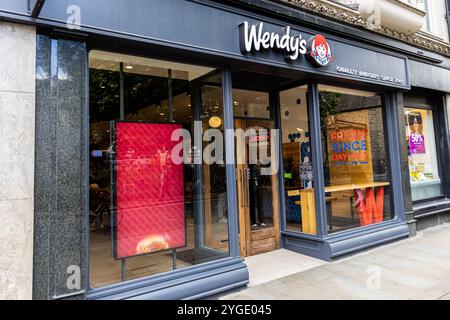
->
(89, 50), (229, 288)
(319, 85), (394, 234)
(280, 85), (317, 235)
(404, 108), (443, 201)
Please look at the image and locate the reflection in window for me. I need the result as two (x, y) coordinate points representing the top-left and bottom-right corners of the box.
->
(89, 51), (229, 288)
(319, 85), (393, 234)
(280, 86), (316, 235)
(405, 108), (442, 201)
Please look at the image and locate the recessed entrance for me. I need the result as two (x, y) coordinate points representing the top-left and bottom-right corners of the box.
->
(233, 89), (280, 257)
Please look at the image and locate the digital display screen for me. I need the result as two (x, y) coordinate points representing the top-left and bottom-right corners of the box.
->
(114, 122), (186, 259)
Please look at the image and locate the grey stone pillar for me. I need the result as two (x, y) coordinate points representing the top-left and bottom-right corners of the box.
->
(34, 34), (88, 300)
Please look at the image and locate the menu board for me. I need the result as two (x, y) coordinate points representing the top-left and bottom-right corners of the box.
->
(113, 122), (186, 259)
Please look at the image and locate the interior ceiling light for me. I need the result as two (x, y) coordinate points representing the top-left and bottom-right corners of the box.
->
(209, 116), (222, 128)
(125, 65), (134, 69)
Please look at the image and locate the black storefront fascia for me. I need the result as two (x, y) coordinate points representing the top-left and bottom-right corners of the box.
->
(2, 0), (450, 300)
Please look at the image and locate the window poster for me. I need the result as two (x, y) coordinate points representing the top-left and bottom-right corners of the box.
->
(326, 119), (374, 185)
(407, 112), (426, 154)
(113, 122), (186, 259)
(328, 127), (368, 166)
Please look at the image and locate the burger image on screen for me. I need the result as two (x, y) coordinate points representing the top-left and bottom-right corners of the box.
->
(136, 235), (170, 254)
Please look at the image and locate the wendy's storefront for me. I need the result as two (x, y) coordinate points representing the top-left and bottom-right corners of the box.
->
(2, 0), (450, 300)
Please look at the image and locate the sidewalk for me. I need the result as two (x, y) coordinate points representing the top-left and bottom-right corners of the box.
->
(218, 223), (450, 300)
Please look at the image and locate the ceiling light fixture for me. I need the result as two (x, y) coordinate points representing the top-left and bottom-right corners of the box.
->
(209, 116), (222, 128)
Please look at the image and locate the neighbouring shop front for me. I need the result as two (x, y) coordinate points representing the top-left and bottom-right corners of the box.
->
(2, 0), (450, 300)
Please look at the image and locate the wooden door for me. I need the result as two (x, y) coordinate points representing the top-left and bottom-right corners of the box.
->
(235, 119), (280, 257)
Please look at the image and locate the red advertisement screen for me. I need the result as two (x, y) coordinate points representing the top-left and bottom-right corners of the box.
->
(114, 122), (185, 259)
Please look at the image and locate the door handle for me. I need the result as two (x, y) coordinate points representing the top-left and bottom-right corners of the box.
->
(241, 168), (246, 207)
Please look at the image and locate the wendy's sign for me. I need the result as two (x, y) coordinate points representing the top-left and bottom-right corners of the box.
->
(307, 34), (333, 67)
(239, 21), (333, 67)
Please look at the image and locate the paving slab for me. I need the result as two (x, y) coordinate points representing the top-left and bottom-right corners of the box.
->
(217, 223), (450, 300)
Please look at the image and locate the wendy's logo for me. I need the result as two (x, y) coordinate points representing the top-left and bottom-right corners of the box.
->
(307, 35), (333, 67)
(238, 21), (334, 67)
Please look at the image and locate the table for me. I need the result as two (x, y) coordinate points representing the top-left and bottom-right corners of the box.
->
(292, 181), (391, 233)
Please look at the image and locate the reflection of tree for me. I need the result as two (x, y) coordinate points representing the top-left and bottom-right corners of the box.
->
(90, 69), (120, 122)
(89, 69), (190, 122)
(319, 92), (341, 182)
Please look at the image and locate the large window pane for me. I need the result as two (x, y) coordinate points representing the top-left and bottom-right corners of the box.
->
(89, 51), (229, 288)
(199, 72), (230, 251)
(280, 86), (316, 235)
(405, 108), (442, 201)
(319, 85), (393, 234)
